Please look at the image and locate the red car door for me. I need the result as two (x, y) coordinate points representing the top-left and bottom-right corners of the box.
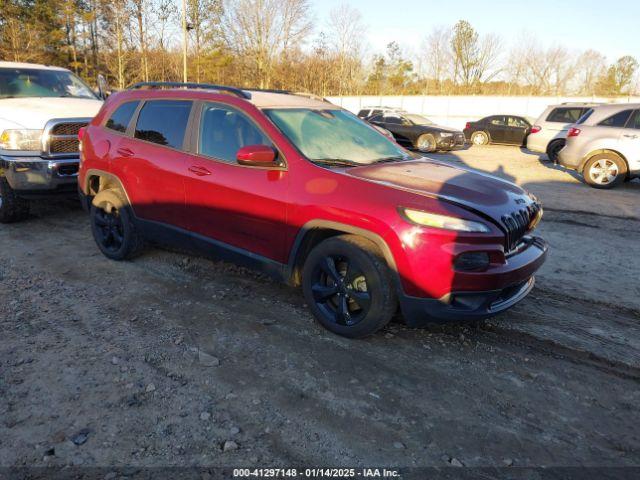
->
(111, 99), (193, 229)
(183, 102), (288, 263)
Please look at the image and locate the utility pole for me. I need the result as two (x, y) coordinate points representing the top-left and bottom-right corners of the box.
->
(182, 0), (188, 82)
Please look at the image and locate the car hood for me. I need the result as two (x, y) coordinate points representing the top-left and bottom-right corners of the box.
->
(346, 159), (536, 224)
(0, 97), (102, 129)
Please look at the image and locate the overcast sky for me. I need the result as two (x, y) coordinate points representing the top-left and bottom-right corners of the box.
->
(312, 0), (640, 63)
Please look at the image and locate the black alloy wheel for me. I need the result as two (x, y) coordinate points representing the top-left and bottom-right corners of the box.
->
(302, 235), (397, 338)
(93, 202), (125, 254)
(310, 254), (372, 327)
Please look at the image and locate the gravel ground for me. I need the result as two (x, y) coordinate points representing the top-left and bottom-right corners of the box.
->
(1, 146), (639, 471)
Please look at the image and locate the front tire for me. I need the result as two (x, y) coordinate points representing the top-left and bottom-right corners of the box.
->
(415, 133), (436, 153)
(302, 235), (397, 338)
(471, 131), (489, 146)
(583, 153), (626, 189)
(0, 177), (30, 223)
(90, 189), (144, 260)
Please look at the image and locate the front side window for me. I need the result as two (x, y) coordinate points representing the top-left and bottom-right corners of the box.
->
(265, 108), (411, 165)
(598, 110), (633, 128)
(134, 100), (192, 149)
(199, 103), (272, 163)
(547, 108), (585, 123)
(383, 115), (403, 124)
(0, 67), (97, 99)
(105, 101), (139, 133)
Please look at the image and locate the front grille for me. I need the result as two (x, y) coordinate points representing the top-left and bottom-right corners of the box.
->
(43, 118), (90, 158)
(50, 122), (86, 136)
(50, 138), (80, 154)
(501, 202), (541, 252)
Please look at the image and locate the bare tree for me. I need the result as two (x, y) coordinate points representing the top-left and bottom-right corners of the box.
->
(575, 49), (606, 95)
(131, 0), (149, 82)
(420, 25), (451, 94)
(327, 3), (365, 96)
(222, 0), (312, 88)
(187, 0), (223, 83)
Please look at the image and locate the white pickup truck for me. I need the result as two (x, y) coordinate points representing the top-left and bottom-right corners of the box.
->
(0, 62), (103, 222)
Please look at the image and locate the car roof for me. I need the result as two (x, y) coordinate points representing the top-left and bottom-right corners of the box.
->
(581, 103), (640, 125)
(114, 86), (340, 110)
(0, 61), (70, 72)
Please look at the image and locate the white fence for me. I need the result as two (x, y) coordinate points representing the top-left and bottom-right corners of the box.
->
(326, 95), (640, 130)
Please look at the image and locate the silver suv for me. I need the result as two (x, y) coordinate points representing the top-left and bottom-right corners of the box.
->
(558, 104), (640, 189)
(526, 103), (600, 162)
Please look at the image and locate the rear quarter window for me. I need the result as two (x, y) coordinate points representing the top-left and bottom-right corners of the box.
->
(105, 101), (139, 133)
(598, 109), (633, 128)
(134, 100), (192, 149)
(546, 108), (585, 123)
(575, 109), (594, 125)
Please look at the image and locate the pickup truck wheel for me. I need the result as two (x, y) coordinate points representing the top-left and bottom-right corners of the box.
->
(90, 190), (143, 260)
(302, 235), (397, 338)
(0, 177), (30, 223)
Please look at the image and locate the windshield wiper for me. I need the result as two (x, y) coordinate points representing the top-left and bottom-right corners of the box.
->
(311, 158), (363, 167)
(372, 155), (411, 164)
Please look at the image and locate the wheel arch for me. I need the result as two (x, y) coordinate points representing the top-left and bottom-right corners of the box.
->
(83, 169), (135, 210)
(286, 221), (400, 291)
(579, 149), (629, 175)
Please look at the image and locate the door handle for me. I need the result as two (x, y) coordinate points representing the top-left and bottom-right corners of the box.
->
(188, 165), (212, 176)
(622, 134), (638, 139)
(116, 147), (134, 157)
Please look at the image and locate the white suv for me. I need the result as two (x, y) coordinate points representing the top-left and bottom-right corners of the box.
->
(526, 103), (600, 162)
(0, 62), (103, 222)
(558, 104), (640, 189)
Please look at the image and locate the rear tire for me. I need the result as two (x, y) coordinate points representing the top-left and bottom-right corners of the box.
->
(90, 189), (144, 260)
(583, 153), (626, 189)
(471, 131), (489, 146)
(0, 177), (30, 223)
(302, 235), (397, 338)
(546, 139), (565, 163)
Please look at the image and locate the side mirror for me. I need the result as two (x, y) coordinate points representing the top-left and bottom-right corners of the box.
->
(236, 145), (277, 167)
(97, 74), (109, 100)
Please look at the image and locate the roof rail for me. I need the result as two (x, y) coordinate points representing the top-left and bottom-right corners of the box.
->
(128, 82), (251, 99)
(244, 88), (292, 94)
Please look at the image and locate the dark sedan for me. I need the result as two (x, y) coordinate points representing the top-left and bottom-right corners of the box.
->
(464, 115), (532, 146)
(366, 112), (465, 152)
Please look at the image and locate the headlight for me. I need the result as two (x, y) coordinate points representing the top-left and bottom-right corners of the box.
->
(401, 208), (490, 233)
(0, 129), (42, 151)
(439, 132), (454, 138)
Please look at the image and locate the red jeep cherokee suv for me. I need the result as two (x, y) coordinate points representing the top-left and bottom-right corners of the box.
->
(78, 82), (547, 338)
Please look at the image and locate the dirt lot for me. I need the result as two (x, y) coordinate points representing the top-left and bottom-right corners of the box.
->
(1, 146), (639, 471)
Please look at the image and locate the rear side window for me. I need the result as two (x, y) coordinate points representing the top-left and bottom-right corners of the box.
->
(199, 103), (272, 163)
(383, 115), (402, 124)
(626, 110), (640, 130)
(134, 100), (192, 149)
(598, 109), (633, 128)
(105, 101), (139, 133)
(490, 116), (506, 126)
(546, 108), (585, 123)
(576, 109), (594, 125)
(357, 109), (369, 118)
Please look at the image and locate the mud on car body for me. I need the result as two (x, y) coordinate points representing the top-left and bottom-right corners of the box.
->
(79, 82), (547, 338)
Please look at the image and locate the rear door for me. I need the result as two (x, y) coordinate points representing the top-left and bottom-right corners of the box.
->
(505, 116), (530, 145)
(487, 116), (508, 143)
(183, 101), (288, 263)
(619, 109), (640, 172)
(112, 99), (192, 228)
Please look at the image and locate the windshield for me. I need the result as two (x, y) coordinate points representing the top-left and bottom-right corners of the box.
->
(0, 68), (97, 99)
(404, 114), (434, 125)
(264, 108), (412, 165)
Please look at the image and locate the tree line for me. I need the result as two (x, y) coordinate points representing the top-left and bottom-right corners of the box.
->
(1, 0), (638, 97)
